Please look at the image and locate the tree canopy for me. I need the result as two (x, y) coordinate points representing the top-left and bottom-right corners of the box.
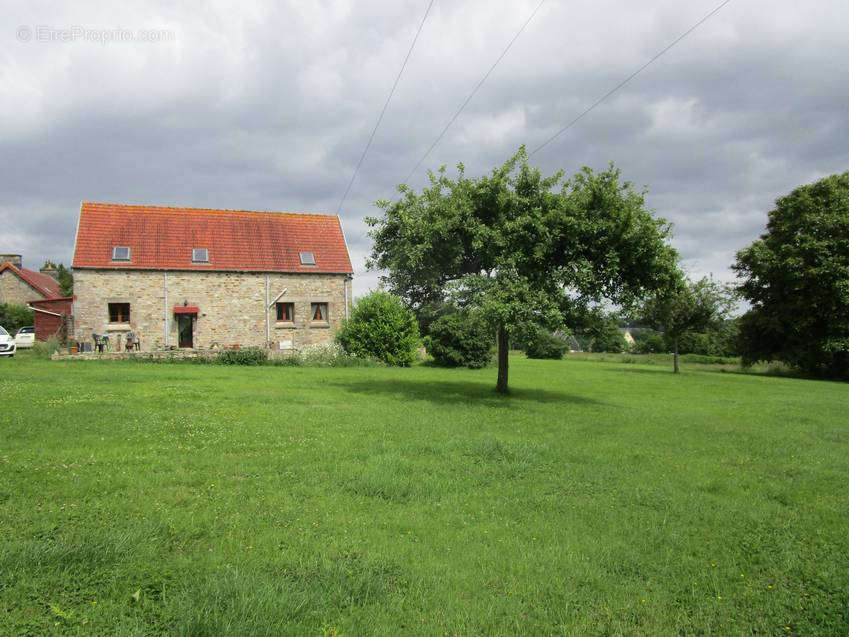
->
(734, 171), (849, 378)
(367, 147), (679, 392)
(639, 275), (735, 372)
(40, 260), (73, 296)
(0, 303), (34, 334)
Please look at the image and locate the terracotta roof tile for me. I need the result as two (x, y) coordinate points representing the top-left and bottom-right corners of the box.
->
(72, 202), (353, 274)
(0, 262), (62, 299)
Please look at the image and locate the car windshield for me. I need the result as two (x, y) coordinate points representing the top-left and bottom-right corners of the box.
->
(18, 327), (33, 334)
(0, 327), (7, 336)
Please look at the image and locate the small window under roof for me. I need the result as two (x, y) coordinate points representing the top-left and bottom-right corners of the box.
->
(299, 251), (316, 266)
(112, 246), (131, 261)
(192, 248), (209, 263)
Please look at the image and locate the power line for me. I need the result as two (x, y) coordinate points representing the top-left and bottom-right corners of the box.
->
(530, 0), (734, 156)
(404, 0), (547, 183)
(336, 0), (436, 214)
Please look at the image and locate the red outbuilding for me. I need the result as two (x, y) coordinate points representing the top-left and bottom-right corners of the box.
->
(29, 296), (74, 342)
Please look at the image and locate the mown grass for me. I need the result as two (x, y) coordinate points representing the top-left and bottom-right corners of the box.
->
(1, 352), (847, 635)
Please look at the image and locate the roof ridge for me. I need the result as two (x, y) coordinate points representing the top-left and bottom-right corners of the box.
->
(0, 262), (61, 298)
(81, 201), (338, 220)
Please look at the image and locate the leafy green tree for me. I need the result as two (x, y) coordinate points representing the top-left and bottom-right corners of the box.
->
(668, 331), (713, 356)
(367, 147), (678, 393)
(640, 276), (735, 372)
(424, 312), (493, 368)
(413, 298), (455, 337)
(711, 318), (740, 357)
(734, 172), (849, 378)
(56, 263), (73, 297)
(586, 313), (627, 353)
(337, 291), (420, 366)
(40, 260), (73, 296)
(633, 330), (665, 354)
(0, 303), (34, 334)
(523, 326), (570, 360)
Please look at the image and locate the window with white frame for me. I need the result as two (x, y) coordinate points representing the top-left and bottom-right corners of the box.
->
(192, 248), (209, 263)
(112, 246), (131, 261)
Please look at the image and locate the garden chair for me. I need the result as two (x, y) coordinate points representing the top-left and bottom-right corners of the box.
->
(125, 332), (140, 351)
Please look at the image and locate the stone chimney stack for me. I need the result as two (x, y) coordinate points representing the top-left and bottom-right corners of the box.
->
(40, 263), (60, 281)
(0, 254), (22, 269)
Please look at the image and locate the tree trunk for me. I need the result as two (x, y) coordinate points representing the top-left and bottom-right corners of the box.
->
(673, 337), (680, 374)
(496, 323), (509, 394)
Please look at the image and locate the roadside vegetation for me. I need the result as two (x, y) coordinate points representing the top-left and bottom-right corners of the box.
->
(0, 303), (33, 334)
(2, 352), (847, 634)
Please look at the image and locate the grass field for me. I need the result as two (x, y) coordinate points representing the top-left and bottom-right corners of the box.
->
(2, 353), (848, 635)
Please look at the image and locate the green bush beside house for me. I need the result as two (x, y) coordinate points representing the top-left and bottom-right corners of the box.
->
(337, 291), (420, 367)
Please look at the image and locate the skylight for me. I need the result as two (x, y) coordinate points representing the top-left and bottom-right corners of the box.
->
(192, 248), (209, 263)
(299, 251), (316, 266)
(112, 246), (131, 261)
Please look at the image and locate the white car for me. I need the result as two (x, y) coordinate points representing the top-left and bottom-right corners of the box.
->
(0, 326), (16, 357)
(15, 326), (35, 349)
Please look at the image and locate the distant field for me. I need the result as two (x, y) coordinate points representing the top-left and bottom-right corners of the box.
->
(1, 353), (847, 635)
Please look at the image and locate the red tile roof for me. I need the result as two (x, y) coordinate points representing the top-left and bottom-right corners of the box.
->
(72, 202), (353, 274)
(0, 262), (62, 299)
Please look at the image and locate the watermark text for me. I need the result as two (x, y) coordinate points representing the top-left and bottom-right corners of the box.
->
(17, 25), (176, 44)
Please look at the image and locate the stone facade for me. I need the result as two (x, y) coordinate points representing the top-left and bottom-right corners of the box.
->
(0, 269), (46, 305)
(72, 269), (352, 351)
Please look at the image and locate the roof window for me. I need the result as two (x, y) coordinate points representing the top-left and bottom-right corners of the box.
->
(112, 246), (131, 261)
(192, 248), (209, 263)
(299, 251), (316, 266)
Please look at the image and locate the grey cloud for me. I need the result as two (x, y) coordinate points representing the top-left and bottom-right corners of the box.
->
(1, 0), (847, 295)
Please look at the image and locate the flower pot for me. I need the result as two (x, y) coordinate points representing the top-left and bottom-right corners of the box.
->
(69, 345), (79, 355)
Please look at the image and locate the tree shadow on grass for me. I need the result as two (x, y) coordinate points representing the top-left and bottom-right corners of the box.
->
(599, 366), (673, 375)
(330, 378), (604, 407)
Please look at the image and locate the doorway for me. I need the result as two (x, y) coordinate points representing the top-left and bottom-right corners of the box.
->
(177, 314), (194, 348)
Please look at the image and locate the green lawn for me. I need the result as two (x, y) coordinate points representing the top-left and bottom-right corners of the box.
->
(1, 354), (847, 635)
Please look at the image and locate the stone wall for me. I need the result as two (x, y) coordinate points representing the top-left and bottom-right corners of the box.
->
(0, 269), (46, 305)
(72, 269), (352, 351)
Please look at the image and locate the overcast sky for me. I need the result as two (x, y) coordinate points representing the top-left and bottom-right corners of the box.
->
(1, 0), (847, 295)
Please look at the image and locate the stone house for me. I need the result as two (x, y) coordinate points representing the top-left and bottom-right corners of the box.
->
(0, 256), (70, 341)
(0, 256), (62, 305)
(71, 202), (354, 351)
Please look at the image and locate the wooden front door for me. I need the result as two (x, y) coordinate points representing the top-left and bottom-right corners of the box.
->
(177, 314), (194, 348)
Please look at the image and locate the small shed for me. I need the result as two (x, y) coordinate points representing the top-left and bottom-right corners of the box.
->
(29, 296), (74, 342)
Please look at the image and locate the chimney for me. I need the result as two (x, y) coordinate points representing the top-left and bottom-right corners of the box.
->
(0, 254), (22, 269)
(40, 263), (60, 281)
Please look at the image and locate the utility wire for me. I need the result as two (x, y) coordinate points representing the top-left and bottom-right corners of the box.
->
(404, 0), (547, 183)
(336, 0), (436, 214)
(530, 0), (734, 156)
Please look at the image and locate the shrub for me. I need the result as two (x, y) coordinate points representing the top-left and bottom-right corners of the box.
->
(270, 343), (382, 368)
(216, 347), (268, 365)
(31, 336), (61, 359)
(681, 353), (739, 365)
(423, 312), (493, 368)
(633, 331), (665, 354)
(523, 326), (569, 360)
(337, 292), (420, 366)
(591, 327), (627, 353)
(0, 303), (33, 334)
